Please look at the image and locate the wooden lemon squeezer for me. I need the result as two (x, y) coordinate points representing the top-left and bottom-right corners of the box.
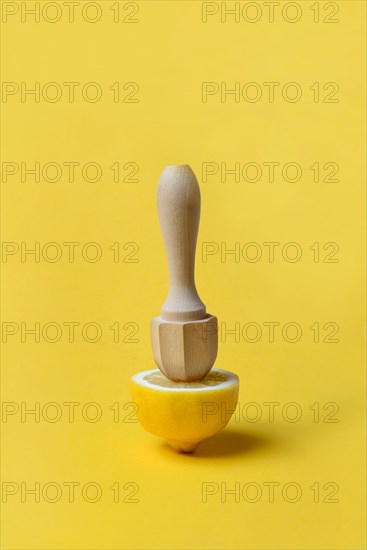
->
(151, 164), (218, 382)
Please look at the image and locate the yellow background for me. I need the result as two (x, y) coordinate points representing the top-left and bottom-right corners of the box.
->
(1, 1), (366, 548)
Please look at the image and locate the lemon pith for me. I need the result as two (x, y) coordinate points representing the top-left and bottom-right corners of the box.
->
(131, 368), (239, 452)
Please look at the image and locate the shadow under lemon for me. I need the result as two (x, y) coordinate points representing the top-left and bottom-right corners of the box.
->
(191, 429), (270, 458)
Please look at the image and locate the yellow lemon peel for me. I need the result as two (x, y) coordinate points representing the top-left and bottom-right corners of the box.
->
(131, 368), (239, 452)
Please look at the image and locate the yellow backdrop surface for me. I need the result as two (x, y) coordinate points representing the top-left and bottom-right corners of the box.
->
(1, 1), (366, 549)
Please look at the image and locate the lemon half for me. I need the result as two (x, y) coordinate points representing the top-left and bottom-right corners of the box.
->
(131, 368), (239, 452)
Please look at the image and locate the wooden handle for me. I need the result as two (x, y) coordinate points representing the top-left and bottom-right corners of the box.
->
(157, 165), (206, 322)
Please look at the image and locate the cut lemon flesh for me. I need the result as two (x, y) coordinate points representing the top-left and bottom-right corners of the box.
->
(131, 369), (239, 452)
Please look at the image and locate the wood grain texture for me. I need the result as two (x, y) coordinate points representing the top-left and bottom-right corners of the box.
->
(157, 165), (206, 322)
(151, 314), (218, 382)
(151, 165), (218, 382)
